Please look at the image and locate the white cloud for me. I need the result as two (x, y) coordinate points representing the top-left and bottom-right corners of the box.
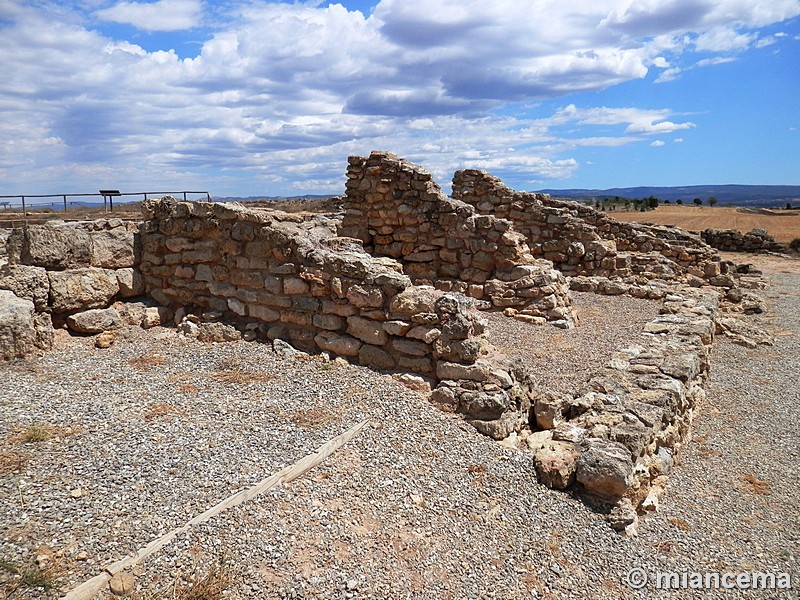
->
(694, 26), (754, 51)
(0, 0), (799, 194)
(674, 137), (684, 143)
(95, 0), (202, 32)
(650, 140), (666, 147)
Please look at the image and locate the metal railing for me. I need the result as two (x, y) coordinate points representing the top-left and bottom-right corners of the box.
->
(0, 190), (211, 214)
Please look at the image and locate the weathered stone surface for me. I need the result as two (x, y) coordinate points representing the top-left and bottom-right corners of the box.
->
(533, 440), (580, 489)
(388, 286), (438, 315)
(91, 229), (137, 268)
(0, 264), (50, 310)
(458, 389), (515, 420)
(358, 344), (396, 369)
(196, 322), (241, 342)
(533, 391), (569, 430)
(314, 331), (362, 357)
(8, 225), (93, 269)
(0, 290), (53, 360)
(576, 439), (634, 501)
(347, 315), (388, 345)
(66, 307), (122, 334)
(116, 268), (145, 298)
(48, 268), (119, 312)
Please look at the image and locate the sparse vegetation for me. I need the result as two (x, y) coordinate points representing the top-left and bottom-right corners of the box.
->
(143, 402), (181, 420)
(790, 238), (800, 252)
(0, 556), (56, 594)
(0, 450), (30, 475)
(9, 423), (75, 444)
(128, 354), (168, 370)
(743, 473), (772, 495)
(173, 555), (232, 600)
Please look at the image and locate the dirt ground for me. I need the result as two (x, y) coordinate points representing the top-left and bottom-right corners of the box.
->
(610, 205), (800, 243)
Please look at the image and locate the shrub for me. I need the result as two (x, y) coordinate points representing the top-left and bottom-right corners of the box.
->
(790, 238), (800, 253)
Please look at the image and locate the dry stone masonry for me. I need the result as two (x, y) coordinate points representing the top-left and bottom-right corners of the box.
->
(139, 198), (533, 437)
(339, 152), (575, 327)
(0, 150), (778, 531)
(701, 227), (788, 253)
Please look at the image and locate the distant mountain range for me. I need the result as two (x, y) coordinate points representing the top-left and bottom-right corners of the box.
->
(535, 184), (800, 207)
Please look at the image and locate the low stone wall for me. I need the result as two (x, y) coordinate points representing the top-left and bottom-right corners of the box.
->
(528, 286), (720, 531)
(140, 197), (533, 435)
(452, 169), (718, 281)
(339, 152), (575, 325)
(701, 228), (787, 253)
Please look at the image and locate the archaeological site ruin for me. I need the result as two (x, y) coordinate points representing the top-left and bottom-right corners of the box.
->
(0, 151), (778, 532)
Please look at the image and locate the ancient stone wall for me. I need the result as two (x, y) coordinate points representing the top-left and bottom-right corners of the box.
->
(139, 197), (534, 437)
(701, 228), (787, 253)
(0, 219), (158, 356)
(452, 169), (718, 281)
(528, 287), (719, 528)
(339, 152), (574, 325)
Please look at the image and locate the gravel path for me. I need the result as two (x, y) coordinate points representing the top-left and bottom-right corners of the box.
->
(1, 258), (797, 599)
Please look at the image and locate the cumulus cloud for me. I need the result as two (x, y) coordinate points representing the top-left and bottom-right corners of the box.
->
(0, 0), (798, 194)
(95, 0), (202, 32)
(650, 140), (666, 147)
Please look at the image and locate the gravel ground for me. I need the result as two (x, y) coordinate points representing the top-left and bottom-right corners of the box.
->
(484, 292), (662, 395)
(0, 259), (797, 599)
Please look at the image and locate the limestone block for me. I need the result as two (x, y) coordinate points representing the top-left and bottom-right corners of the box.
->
(0, 290), (53, 360)
(66, 307), (122, 334)
(90, 229), (137, 268)
(315, 331), (362, 357)
(0, 264), (50, 311)
(116, 268), (145, 298)
(358, 344), (396, 369)
(196, 322), (241, 342)
(457, 389), (515, 420)
(576, 439), (634, 501)
(346, 284), (384, 308)
(284, 277), (310, 295)
(534, 441), (580, 489)
(388, 286), (438, 316)
(307, 312), (340, 330)
(48, 267), (120, 312)
(390, 337), (428, 357)
(8, 225), (92, 269)
(347, 315), (388, 345)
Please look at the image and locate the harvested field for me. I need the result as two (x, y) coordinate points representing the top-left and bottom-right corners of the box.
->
(1, 256), (798, 599)
(610, 205), (800, 243)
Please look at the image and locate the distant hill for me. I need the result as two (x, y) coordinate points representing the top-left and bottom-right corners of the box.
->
(535, 185), (800, 208)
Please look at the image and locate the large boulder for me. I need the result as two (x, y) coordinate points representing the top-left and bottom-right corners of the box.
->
(48, 268), (119, 312)
(0, 290), (53, 360)
(8, 225), (93, 269)
(0, 264), (50, 311)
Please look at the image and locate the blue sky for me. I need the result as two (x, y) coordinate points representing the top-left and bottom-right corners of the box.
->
(1, 0), (799, 197)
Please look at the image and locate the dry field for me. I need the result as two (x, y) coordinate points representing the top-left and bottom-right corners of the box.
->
(609, 205), (800, 243)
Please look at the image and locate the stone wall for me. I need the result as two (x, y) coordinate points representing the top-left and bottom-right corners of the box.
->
(701, 228), (787, 253)
(339, 152), (575, 325)
(0, 219), (159, 356)
(140, 197), (534, 436)
(527, 287), (719, 530)
(452, 169), (718, 281)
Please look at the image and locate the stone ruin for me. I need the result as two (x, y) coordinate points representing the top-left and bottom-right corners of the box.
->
(702, 227), (788, 254)
(0, 150), (777, 531)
